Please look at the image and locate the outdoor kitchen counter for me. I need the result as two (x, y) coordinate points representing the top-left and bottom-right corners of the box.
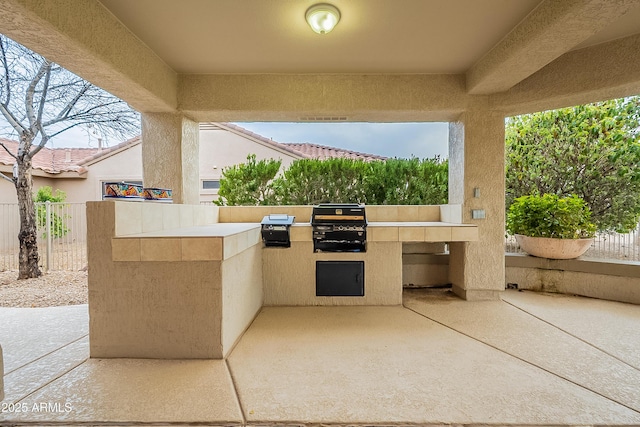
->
(111, 223), (261, 262)
(110, 221), (478, 263)
(290, 221), (479, 242)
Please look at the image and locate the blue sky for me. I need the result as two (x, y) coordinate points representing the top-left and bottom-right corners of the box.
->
(2, 121), (450, 159)
(236, 122), (449, 159)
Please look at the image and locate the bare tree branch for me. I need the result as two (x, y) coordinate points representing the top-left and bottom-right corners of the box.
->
(46, 118), (131, 140)
(0, 103), (25, 134)
(30, 124), (50, 157)
(24, 60), (50, 135)
(53, 82), (90, 123)
(0, 36), (11, 106)
(0, 171), (13, 183)
(0, 140), (17, 160)
(36, 66), (51, 125)
(0, 38), (26, 134)
(0, 34), (140, 279)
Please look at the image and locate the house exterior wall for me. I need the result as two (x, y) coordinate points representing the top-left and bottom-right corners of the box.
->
(54, 144), (144, 204)
(199, 127), (300, 203)
(2, 128), (300, 205)
(0, 176), (59, 204)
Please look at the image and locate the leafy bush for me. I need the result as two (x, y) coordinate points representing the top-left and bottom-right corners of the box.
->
(274, 158), (369, 205)
(506, 194), (596, 239)
(34, 186), (69, 239)
(215, 155), (448, 206)
(506, 97), (640, 232)
(215, 154), (282, 206)
(363, 157), (448, 205)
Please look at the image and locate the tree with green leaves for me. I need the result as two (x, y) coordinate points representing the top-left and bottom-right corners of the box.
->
(215, 154), (282, 206)
(506, 97), (640, 233)
(0, 35), (139, 279)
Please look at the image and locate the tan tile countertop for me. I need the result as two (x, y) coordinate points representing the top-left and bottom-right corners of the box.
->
(116, 223), (260, 238)
(111, 221), (479, 263)
(112, 223), (261, 262)
(290, 222), (478, 243)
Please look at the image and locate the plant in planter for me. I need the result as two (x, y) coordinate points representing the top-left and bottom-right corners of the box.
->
(506, 194), (596, 259)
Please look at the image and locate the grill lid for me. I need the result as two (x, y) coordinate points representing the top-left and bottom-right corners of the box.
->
(311, 203), (367, 225)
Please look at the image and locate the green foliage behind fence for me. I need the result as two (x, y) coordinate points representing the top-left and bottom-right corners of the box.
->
(34, 186), (69, 239)
(216, 155), (448, 206)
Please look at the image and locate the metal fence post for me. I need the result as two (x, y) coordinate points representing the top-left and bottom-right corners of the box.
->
(45, 201), (52, 272)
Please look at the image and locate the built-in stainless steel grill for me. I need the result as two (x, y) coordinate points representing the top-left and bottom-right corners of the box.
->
(311, 203), (367, 252)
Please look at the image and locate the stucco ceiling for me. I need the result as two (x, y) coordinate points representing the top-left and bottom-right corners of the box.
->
(3, 0), (639, 118)
(96, 0), (640, 75)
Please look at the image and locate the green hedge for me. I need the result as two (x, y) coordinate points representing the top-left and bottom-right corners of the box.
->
(215, 155), (448, 206)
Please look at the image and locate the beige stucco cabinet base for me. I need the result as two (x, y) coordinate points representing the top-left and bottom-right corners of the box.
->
(88, 201), (478, 359)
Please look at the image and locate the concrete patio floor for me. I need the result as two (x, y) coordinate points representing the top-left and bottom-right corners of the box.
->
(1, 289), (639, 426)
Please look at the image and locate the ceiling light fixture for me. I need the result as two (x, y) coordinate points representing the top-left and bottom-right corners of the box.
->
(305, 3), (341, 34)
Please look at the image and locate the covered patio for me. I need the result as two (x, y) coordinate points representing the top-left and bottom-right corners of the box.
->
(1, 0), (640, 424)
(2, 289), (640, 425)
(1, 0), (639, 300)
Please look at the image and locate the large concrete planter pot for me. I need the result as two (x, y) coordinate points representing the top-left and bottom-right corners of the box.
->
(515, 234), (593, 260)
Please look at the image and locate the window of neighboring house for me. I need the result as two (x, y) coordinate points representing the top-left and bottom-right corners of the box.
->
(101, 180), (143, 197)
(202, 180), (220, 190)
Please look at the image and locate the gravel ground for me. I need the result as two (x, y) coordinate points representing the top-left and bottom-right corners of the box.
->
(0, 270), (88, 308)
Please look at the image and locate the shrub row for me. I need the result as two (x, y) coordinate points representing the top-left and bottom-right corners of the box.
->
(215, 155), (448, 206)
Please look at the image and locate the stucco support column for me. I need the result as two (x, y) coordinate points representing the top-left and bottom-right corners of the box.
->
(141, 113), (199, 204)
(448, 108), (505, 300)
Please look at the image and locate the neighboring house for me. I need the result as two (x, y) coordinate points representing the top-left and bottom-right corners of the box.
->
(0, 123), (386, 204)
(0, 137), (142, 204)
(285, 142), (387, 161)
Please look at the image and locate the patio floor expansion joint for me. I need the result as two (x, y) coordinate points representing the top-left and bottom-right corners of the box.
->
(225, 358), (247, 425)
(402, 303), (640, 417)
(9, 335), (89, 405)
(4, 333), (89, 376)
(503, 296), (640, 372)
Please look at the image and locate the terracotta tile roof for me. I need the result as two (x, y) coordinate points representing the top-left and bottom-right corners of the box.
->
(76, 136), (141, 166)
(213, 122), (386, 161)
(1, 124), (385, 177)
(210, 123), (310, 159)
(0, 136), (140, 175)
(284, 142), (387, 161)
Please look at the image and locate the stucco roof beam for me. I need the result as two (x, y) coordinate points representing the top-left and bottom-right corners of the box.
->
(178, 74), (468, 123)
(493, 33), (640, 116)
(0, 0), (177, 113)
(466, 0), (640, 95)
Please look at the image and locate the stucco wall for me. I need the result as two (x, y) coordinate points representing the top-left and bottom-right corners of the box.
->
(221, 244), (263, 356)
(448, 110), (505, 300)
(2, 128), (300, 206)
(263, 241), (403, 306)
(53, 145), (143, 204)
(0, 176), (56, 204)
(505, 254), (640, 305)
(88, 201), (226, 358)
(199, 127), (299, 203)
